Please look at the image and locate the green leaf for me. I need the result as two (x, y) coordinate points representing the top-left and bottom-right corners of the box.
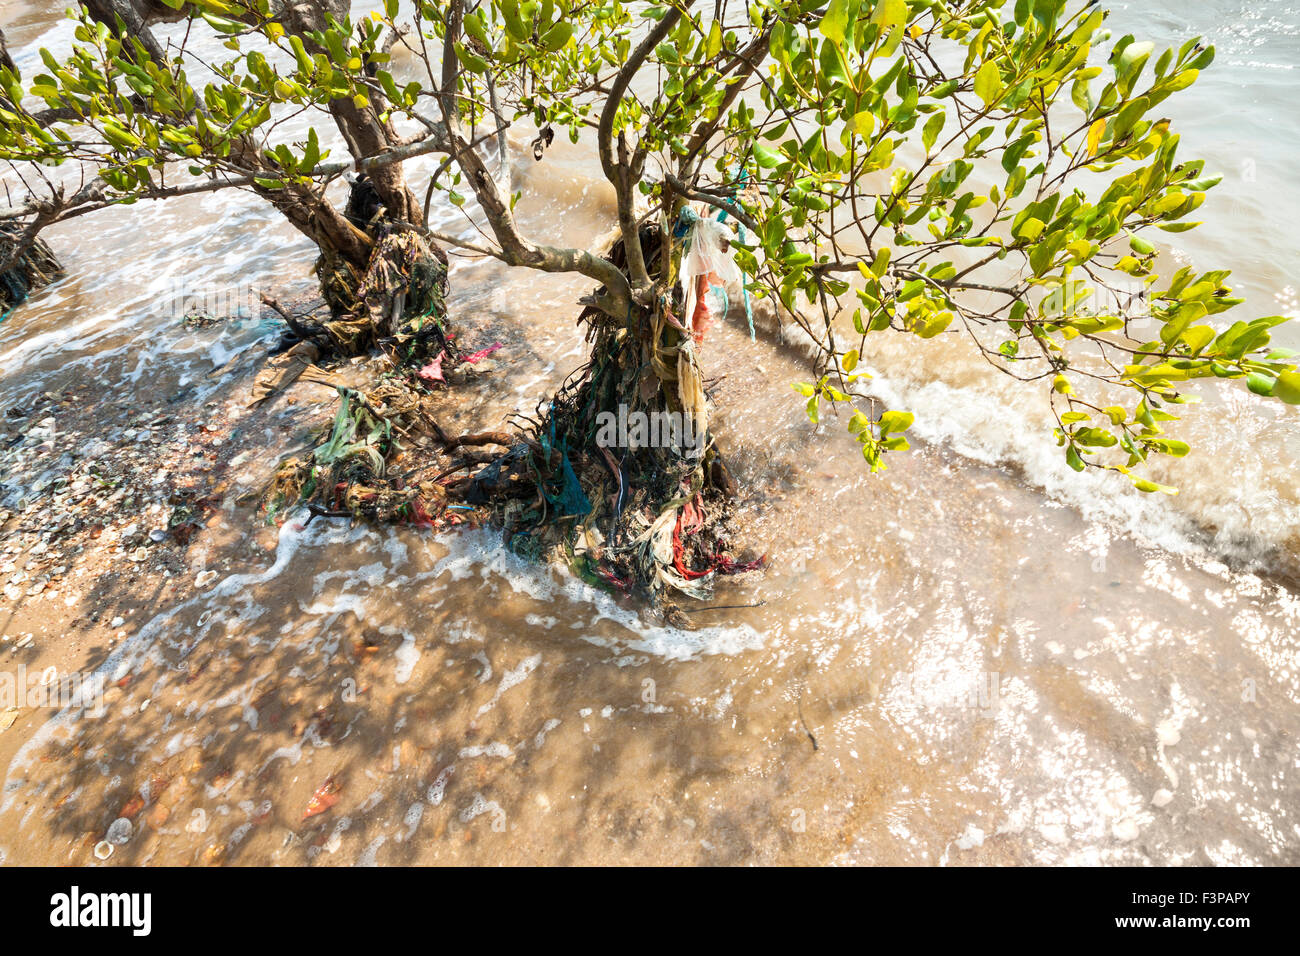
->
(1133, 477), (1178, 495)
(871, 0), (908, 32)
(1015, 217), (1044, 241)
(1273, 371), (1300, 404)
(705, 20), (722, 59)
(1150, 438), (1190, 457)
(870, 246), (891, 277)
(454, 42), (488, 74)
(541, 22), (574, 52)
(878, 410), (914, 434)
(752, 142), (783, 168)
(819, 0), (854, 46)
(1118, 40), (1155, 77)
(501, 0), (530, 42)
(974, 60), (1002, 107)
(922, 111), (945, 154)
(1246, 372), (1275, 396)
(1129, 233), (1155, 255)
(1181, 325), (1215, 355)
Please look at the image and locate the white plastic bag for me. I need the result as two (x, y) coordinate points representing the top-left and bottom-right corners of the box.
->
(680, 210), (742, 339)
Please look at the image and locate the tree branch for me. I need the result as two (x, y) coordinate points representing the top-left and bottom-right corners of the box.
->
(432, 0), (633, 320)
(597, 1), (691, 299)
(0, 125), (451, 223)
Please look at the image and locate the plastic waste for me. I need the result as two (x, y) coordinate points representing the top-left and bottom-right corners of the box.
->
(679, 209), (743, 344)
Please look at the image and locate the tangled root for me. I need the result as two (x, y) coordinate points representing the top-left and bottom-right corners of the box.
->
(0, 225), (63, 314)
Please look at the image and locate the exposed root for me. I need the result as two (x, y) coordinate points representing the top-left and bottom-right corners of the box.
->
(0, 224), (63, 315)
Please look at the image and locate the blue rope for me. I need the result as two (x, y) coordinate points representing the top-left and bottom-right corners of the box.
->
(541, 419), (590, 517)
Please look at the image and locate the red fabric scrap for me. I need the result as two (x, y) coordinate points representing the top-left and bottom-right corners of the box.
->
(418, 350), (446, 383)
(462, 342), (503, 364)
(672, 504), (767, 581)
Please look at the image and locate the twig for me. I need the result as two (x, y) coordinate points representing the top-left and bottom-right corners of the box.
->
(796, 691), (819, 751)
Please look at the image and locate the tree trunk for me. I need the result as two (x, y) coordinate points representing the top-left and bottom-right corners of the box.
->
(0, 223), (63, 313)
(451, 221), (753, 603)
(254, 1), (437, 351)
(273, 1), (425, 231)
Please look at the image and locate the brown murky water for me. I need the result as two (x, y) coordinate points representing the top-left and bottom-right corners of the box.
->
(0, 1), (1297, 865)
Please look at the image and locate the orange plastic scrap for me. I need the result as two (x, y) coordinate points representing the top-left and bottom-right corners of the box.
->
(303, 776), (340, 820)
(680, 209), (741, 345)
(691, 274), (713, 343)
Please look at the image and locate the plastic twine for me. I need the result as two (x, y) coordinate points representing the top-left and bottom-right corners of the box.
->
(709, 168), (756, 341)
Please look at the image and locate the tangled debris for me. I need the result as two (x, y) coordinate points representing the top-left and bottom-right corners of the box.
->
(0, 223), (63, 318)
(306, 228), (450, 361)
(260, 179), (499, 528)
(461, 219), (764, 603)
(261, 347), (507, 527)
(261, 214), (764, 608)
(249, 176), (453, 411)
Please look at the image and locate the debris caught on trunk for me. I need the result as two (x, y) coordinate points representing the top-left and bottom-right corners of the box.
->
(0, 224), (63, 319)
(252, 175), (455, 410)
(454, 219), (764, 604)
(309, 228), (450, 359)
(261, 193), (763, 607)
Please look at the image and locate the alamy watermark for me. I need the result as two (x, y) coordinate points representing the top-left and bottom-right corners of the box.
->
(49, 886), (151, 936)
(896, 669), (1000, 718)
(594, 404), (706, 454)
(0, 665), (104, 717)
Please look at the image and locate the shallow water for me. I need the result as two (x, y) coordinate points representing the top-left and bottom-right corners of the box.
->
(0, 1), (1297, 865)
